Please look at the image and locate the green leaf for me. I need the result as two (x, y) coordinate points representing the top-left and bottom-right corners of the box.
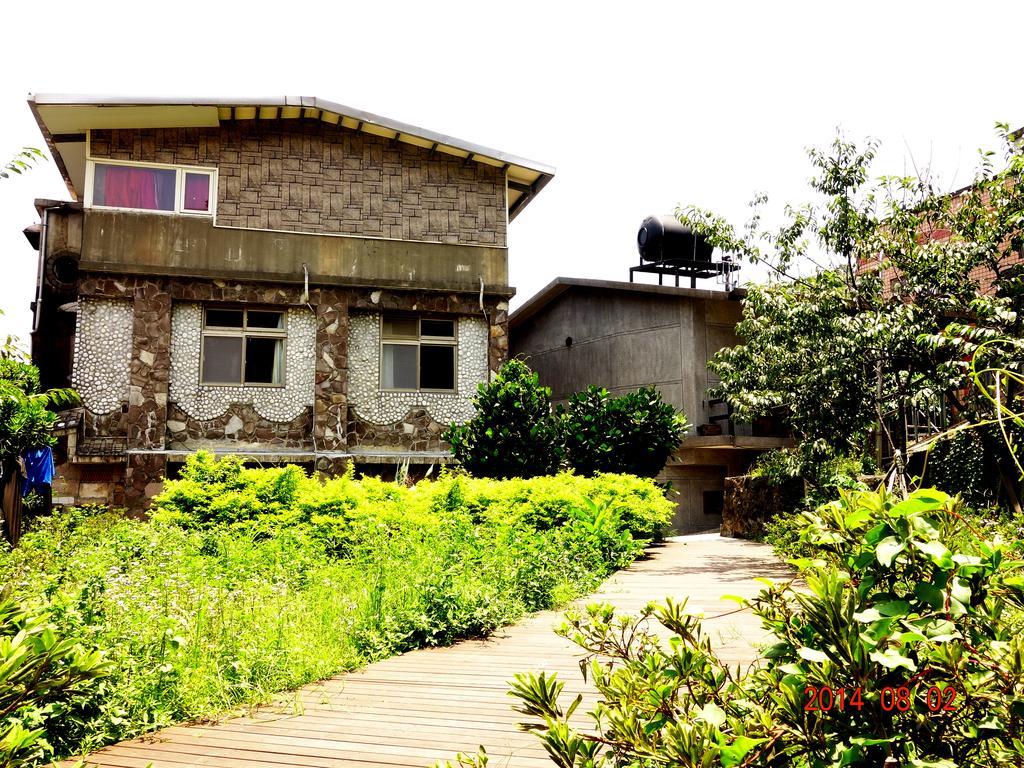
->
(869, 648), (917, 672)
(853, 608), (883, 623)
(875, 536), (905, 567)
(895, 631), (928, 645)
(876, 600), (911, 617)
(891, 494), (947, 516)
(697, 702), (727, 726)
(721, 736), (766, 768)
(844, 509), (872, 528)
(797, 646), (829, 663)
(914, 581), (945, 610)
(950, 577), (971, 605)
(912, 540), (954, 569)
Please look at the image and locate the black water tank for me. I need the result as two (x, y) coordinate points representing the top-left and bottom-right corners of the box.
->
(637, 216), (713, 264)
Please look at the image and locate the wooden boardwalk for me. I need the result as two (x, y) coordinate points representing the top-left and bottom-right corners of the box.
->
(71, 534), (789, 768)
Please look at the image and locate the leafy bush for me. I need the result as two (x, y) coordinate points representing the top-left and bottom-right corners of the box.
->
(443, 359), (561, 479)
(557, 386), (688, 477)
(154, 455), (675, 543)
(475, 488), (1024, 768)
(923, 427), (999, 508)
(1, 456), (671, 761)
(0, 592), (110, 767)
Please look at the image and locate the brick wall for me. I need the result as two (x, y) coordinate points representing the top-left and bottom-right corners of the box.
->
(89, 120), (506, 247)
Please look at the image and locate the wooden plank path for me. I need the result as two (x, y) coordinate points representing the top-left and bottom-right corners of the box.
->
(71, 534), (790, 768)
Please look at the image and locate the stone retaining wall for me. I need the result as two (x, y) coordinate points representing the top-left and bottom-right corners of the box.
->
(721, 474), (805, 539)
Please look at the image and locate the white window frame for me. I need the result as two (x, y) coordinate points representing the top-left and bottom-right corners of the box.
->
(200, 307), (288, 387)
(380, 315), (458, 393)
(84, 158), (217, 216)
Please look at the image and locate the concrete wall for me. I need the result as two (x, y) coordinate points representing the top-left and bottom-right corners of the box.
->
(89, 122), (507, 247)
(79, 209), (509, 293)
(510, 282), (748, 533)
(510, 286), (743, 426)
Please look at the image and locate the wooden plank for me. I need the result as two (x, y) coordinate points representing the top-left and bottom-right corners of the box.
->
(74, 536), (787, 768)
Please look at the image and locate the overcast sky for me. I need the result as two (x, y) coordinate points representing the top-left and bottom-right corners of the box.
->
(1, 0), (1022, 347)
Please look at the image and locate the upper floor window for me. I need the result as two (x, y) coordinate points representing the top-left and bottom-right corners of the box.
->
(381, 315), (457, 392)
(200, 307), (286, 386)
(87, 160), (215, 215)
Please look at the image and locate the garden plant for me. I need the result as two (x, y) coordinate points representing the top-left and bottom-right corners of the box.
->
(446, 487), (1024, 768)
(446, 360), (687, 480)
(681, 126), (1024, 505)
(0, 453), (673, 764)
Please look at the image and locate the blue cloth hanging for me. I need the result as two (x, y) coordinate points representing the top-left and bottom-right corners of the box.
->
(22, 446), (55, 496)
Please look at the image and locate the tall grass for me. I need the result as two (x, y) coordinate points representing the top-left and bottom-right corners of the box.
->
(0, 461), (673, 762)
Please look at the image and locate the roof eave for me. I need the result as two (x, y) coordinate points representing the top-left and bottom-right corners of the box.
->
(28, 94), (556, 215)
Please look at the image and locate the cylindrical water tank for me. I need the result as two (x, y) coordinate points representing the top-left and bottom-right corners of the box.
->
(637, 216), (713, 264)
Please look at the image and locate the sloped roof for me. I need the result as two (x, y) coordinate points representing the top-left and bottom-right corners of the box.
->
(28, 94), (555, 220)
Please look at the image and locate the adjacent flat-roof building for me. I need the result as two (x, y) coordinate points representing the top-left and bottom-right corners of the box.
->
(510, 277), (790, 532)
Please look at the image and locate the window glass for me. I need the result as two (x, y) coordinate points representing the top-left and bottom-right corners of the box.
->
(183, 172), (211, 212)
(420, 345), (455, 390)
(246, 310), (285, 329)
(381, 344), (417, 389)
(202, 336), (243, 383)
(93, 163), (176, 211)
(205, 308), (244, 328)
(421, 319), (455, 338)
(382, 317), (418, 338)
(244, 337), (284, 384)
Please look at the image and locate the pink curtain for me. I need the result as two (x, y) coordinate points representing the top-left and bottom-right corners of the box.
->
(184, 173), (210, 211)
(102, 166), (159, 209)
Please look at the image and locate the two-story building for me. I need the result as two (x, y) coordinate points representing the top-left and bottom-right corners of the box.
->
(23, 94), (553, 508)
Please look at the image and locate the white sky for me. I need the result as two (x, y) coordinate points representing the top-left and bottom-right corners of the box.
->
(1, 0), (1022, 348)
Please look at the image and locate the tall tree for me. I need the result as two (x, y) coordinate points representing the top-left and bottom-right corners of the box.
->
(679, 126), (1024, 489)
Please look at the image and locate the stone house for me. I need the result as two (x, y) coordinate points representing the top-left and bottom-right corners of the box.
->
(509, 277), (791, 532)
(23, 94), (553, 509)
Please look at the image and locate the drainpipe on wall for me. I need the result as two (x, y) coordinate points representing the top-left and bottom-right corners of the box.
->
(31, 206), (59, 336)
(478, 276), (491, 382)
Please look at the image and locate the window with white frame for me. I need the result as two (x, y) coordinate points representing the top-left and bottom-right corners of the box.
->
(87, 160), (215, 215)
(380, 316), (457, 392)
(200, 307), (286, 386)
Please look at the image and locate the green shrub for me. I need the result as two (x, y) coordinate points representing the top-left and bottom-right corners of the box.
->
(557, 386), (688, 477)
(923, 427), (998, 508)
(443, 359), (561, 479)
(477, 488), (1024, 768)
(0, 592), (111, 767)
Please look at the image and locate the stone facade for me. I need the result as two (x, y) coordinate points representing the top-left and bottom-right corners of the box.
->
(169, 303), (316, 422)
(347, 313), (488, 426)
(72, 299), (133, 414)
(166, 402), (312, 450)
(89, 122), (507, 247)
(61, 273), (511, 508)
(348, 407), (447, 453)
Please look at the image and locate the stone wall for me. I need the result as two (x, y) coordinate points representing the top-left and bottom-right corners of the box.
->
(65, 273), (509, 508)
(721, 474), (805, 539)
(168, 303), (316, 422)
(89, 121), (506, 247)
(166, 403), (312, 450)
(348, 407), (447, 453)
(72, 299), (133, 414)
(347, 313), (488, 426)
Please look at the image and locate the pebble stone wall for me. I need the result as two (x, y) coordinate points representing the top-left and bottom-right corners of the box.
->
(347, 313), (487, 425)
(72, 299), (133, 414)
(169, 303), (316, 422)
